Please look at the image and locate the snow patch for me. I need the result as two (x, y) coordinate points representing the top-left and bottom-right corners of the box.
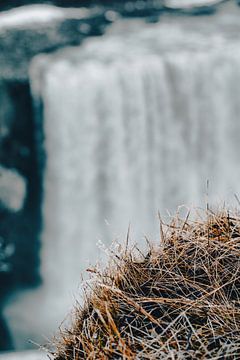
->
(0, 351), (48, 360)
(0, 4), (88, 30)
(165, 0), (225, 9)
(0, 166), (26, 212)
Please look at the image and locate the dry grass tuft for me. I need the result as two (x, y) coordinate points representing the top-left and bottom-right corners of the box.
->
(53, 209), (240, 359)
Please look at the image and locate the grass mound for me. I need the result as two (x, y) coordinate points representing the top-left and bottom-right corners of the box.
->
(54, 210), (240, 359)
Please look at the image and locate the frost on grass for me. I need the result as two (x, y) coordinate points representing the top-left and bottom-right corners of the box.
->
(53, 209), (240, 359)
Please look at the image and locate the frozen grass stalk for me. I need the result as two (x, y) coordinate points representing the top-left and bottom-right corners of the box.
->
(52, 208), (240, 359)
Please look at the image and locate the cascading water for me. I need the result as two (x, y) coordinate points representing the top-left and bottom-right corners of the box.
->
(5, 3), (240, 349)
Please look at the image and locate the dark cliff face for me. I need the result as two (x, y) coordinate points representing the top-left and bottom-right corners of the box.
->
(0, 0), (150, 11)
(0, 82), (42, 351)
(0, 0), (233, 12)
(0, 82), (42, 289)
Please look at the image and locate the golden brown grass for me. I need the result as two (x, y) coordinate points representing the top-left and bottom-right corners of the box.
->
(53, 209), (240, 359)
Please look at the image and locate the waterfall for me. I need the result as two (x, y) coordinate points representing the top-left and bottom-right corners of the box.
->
(5, 6), (240, 348)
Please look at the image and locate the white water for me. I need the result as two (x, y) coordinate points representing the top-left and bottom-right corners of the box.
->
(5, 3), (240, 349)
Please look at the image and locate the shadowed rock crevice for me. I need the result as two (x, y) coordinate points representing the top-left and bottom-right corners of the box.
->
(0, 82), (42, 351)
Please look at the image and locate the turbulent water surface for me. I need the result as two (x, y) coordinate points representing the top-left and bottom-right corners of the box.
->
(5, 2), (240, 349)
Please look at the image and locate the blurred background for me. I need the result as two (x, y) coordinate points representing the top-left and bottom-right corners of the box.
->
(1, 0), (240, 357)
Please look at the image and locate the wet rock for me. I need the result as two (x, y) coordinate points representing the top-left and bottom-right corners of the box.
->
(0, 82), (14, 141)
(0, 81), (42, 291)
(0, 5), (110, 81)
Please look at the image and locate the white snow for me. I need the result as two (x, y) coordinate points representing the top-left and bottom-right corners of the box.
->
(0, 4), (88, 30)
(0, 166), (26, 212)
(0, 351), (48, 360)
(165, 0), (225, 9)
